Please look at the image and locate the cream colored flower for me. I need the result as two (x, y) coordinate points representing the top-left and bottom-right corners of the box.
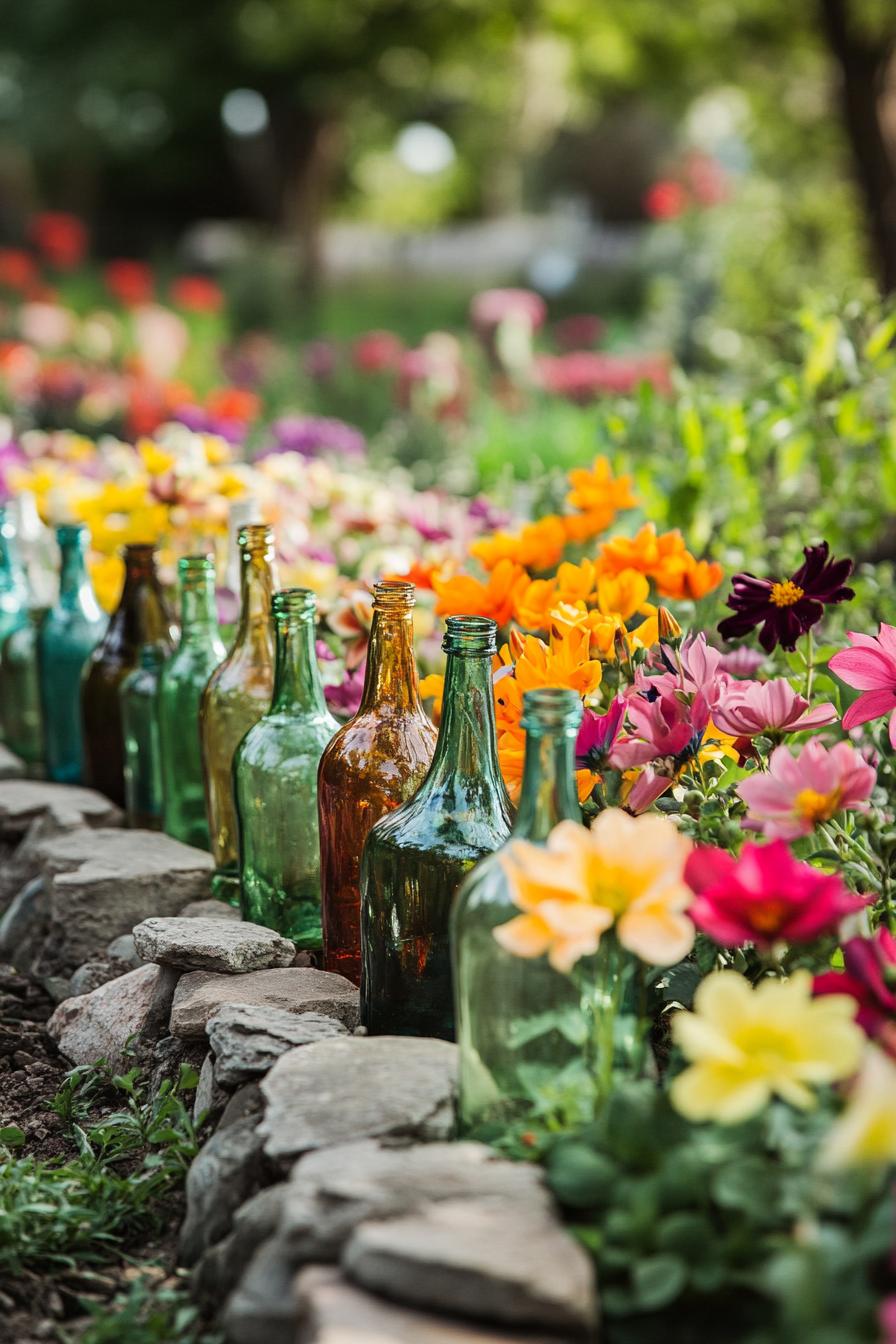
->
(817, 1046), (896, 1169)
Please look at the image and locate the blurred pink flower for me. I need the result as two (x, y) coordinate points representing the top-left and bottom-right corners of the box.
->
(132, 305), (189, 382)
(469, 288), (546, 336)
(815, 927), (896, 1057)
(713, 678), (837, 737)
(18, 302), (75, 350)
(829, 623), (896, 747)
(535, 351), (672, 403)
(737, 739), (876, 840)
(325, 663), (365, 719)
(553, 313), (605, 351)
(352, 330), (403, 373)
(718, 646), (765, 678)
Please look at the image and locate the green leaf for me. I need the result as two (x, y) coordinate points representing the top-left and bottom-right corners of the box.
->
(547, 1142), (617, 1209)
(632, 1253), (688, 1309)
(0, 1127), (25, 1148)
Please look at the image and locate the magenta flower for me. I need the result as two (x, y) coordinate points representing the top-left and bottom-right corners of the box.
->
(829, 623), (896, 747)
(718, 542), (854, 653)
(611, 688), (709, 770)
(737, 739), (876, 840)
(814, 927), (896, 1057)
(576, 697), (626, 771)
(324, 663), (365, 719)
(685, 839), (870, 948)
(712, 678), (837, 738)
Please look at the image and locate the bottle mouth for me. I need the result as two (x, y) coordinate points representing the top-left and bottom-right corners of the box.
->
(273, 586), (316, 619)
(373, 579), (415, 611)
(442, 614), (498, 656)
(123, 542), (157, 560)
(521, 686), (583, 732)
(57, 523), (88, 546)
(238, 523), (274, 556)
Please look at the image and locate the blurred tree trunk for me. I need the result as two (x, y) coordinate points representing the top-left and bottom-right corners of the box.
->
(818, 0), (896, 292)
(276, 110), (341, 302)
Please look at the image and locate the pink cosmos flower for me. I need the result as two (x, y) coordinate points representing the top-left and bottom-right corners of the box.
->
(611, 688), (709, 770)
(712, 678), (838, 738)
(829, 623), (896, 747)
(685, 839), (871, 948)
(736, 739), (876, 840)
(814, 927), (896, 1057)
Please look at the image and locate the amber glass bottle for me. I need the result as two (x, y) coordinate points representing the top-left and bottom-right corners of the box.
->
(81, 544), (175, 806)
(361, 615), (512, 1040)
(318, 580), (437, 985)
(199, 524), (278, 899)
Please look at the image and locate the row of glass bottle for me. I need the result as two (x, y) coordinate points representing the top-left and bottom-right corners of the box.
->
(0, 514), (586, 1134)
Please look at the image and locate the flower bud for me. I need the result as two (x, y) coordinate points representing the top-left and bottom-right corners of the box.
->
(658, 605), (682, 644)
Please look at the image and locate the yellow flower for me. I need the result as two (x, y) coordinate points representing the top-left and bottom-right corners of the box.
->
(419, 673), (445, 721)
(138, 438), (176, 477)
(514, 626), (603, 700)
(670, 971), (863, 1126)
(88, 553), (124, 613)
(496, 811), (694, 972)
(565, 455), (638, 534)
(817, 1047), (896, 1170)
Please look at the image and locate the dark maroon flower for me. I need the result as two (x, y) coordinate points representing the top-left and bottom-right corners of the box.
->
(718, 542), (854, 653)
(814, 927), (896, 1057)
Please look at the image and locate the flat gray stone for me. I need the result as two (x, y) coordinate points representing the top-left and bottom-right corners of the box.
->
(170, 968), (359, 1039)
(207, 1004), (347, 1088)
(344, 1199), (597, 1335)
(37, 828), (214, 967)
(295, 1266), (570, 1343)
(193, 1052), (228, 1127)
(105, 932), (141, 967)
(259, 1036), (457, 1166)
(47, 963), (180, 1070)
(179, 1112), (266, 1265)
(282, 1139), (552, 1263)
(0, 744), (25, 779)
(69, 956), (136, 997)
(194, 1184), (287, 1309)
(133, 915), (294, 974)
(222, 1235), (297, 1344)
(0, 781), (120, 840)
(179, 898), (242, 921)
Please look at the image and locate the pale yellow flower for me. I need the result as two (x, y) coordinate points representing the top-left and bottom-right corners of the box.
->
(670, 971), (863, 1125)
(817, 1047), (896, 1170)
(496, 810), (694, 973)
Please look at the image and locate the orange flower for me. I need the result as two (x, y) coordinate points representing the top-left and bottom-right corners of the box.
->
(514, 626), (603, 700)
(470, 514), (567, 573)
(419, 673), (445, 721)
(597, 523), (684, 579)
(654, 554), (724, 601)
(497, 723), (597, 804)
(514, 577), (557, 632)
(385, 559), (441, 591)
(206, 386), (261, 423)
(595, 569), (651, 621)
(433, 558), (527, 627)
(565, 456), (638, 532)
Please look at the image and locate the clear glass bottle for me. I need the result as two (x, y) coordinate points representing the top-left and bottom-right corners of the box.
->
(235, 588), (338, 945)
(81, 543), (175, 806)
(318, 580), (437, 986)
(121, 644), (165, 829)
(0, 609), (44, 765)
(452, 687), (585, 1135)
(361, 615), (512, 1040)
(200, 523), (278, 900)
(158, 555), (226, 849)
(38, 524), (107, 783)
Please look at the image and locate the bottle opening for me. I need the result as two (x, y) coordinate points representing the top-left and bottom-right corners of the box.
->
(372, 579), (415, 611)
(273, 587), (316, 619)
(237, 523), (274, 556)
(442, 614), (497, 656)
(57, 523), (88, 547)
(521, 686), (583, 732)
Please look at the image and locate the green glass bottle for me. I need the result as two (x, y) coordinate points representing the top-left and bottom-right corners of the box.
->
(38, 524), (107, 783)
(361, 615), (512, 1040)
(235, 588), (338, 945)
(121, 644), (165, 829)
(158, 556), (226, 849)
(200, 524), (279, 901)
(0, 507), (27, 654)
(452, 687), (585, 1135)
(0, 608), (44, 765)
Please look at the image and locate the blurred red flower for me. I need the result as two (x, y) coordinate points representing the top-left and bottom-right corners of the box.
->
(169, 275), (224, 314)
(643, 180), (688, 221)
(553, 313), (605, 351)
(683, 151), (729, 207)
(206, 385), (260, 423)
(0, 250), (38, 291)
(352, 329), (403, 373)
(536, 351), (672, 402)
(104, 259), (155, 307)
(29, 212), (88, 269)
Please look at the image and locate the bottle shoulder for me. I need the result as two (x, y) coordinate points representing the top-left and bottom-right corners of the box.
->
(319, 709), (436, 774)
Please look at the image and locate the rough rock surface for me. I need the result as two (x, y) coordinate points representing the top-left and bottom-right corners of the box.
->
(221, 1234), (298, 1344)
(0, 745), (24, 779)
(281, 1139), (553, 1262)
(149, 1033), (208, 1098)
(295, 1266), (572, 1344)
(179, 1111), (266, 1265)
(46, 963), (181, 1070)
(259, 1036), (457, 1166)
(207, 1004), (348, 1088)
(37, 828), (214, 966)
(0, 781), (120, 840)
(193, 1051), (228, 1127)
(132, 915), (295, 974)
(68, 956), (136, 997)
(170, 967), (359, 1039)
(343, 1198), (597, 1335)
(0, 877), (46, 963)
(105, 932), (142, 967)
(179, 898), (242, 921)
(194, 1183), (287, 1308)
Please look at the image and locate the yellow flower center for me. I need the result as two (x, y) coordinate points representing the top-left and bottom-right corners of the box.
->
(794, 787), (840, 825)
(769, 579), (805, 608)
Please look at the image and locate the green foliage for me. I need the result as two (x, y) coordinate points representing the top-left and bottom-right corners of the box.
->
(61, 1273), (223, 1344)
(540, 1081), (891, 1344)
(0, 1062), (199, 1278)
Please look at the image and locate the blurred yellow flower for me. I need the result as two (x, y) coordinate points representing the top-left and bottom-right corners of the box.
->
(496, 811), (694, 972)
(817, 1047), (896, 1169)
(138, 438), (176, 477)
(88, 553), (124, 613)
(670, 971), (863, 1125)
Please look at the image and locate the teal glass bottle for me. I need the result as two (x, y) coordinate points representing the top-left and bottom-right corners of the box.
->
(235, 588), (338, 945)
(121, 644), (165, 829)
(361, 615), (512, 1040)
(0, 609), (44, 765)
(38, 524), (107, 783)
(158, 556), (226, 849)
(452, 687), (585, 1136)
(0, 507), (27, 655)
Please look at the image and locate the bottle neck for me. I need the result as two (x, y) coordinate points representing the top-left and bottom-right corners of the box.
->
(235, 548), (277, 646)
(358, 606), (422, 715)
(512, 726), (581, 840)
(180, 573), (220, 642)
(424, 649), (505, 793)
(110, 552), (172, 647)
(271, 610), (329, 716)
(0, 526), (24, 593)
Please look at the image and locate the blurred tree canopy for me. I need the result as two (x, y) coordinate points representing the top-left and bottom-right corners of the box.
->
(0, 0), (893, 287)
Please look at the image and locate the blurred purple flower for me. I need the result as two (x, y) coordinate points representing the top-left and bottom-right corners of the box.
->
(315, 639), (336, 663)
(718, 646), (765, 678)
(260, 415), (366, 461)
(303, 340), (338, 381)
(468, 495), (512, 531)
(172, 404), (246, 444)
(0, 440), (26, 503)
(325, 663), (365, 719)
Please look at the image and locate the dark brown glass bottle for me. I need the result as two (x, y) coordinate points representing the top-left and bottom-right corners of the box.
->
(318, 580), (437, 986)
(80, 544), (175, 807)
